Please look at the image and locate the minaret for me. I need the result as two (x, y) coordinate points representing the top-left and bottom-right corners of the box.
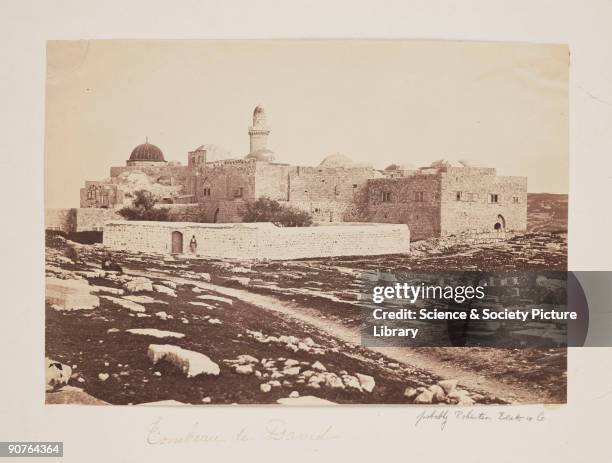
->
(248, 105), (270, 153)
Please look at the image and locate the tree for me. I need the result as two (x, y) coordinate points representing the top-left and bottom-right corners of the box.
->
(241, 197), (313, 227)
(118, 190), (170, 221)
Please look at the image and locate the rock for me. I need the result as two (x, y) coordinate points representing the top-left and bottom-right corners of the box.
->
(100, 296), (145, 313)
(283, 366), (301, 376)
(126, 328), (185, 339)
(153, 284), (177, 297)
(311, 361), (326, 372)
(237, 354), (259, 365)
(268, 380), (281, 388)
(153, 371), (162, 377)
(404, 387), (419, 400)
(235, 364), (254, 375)
(428, 384), (446, 403)
(447, 389), (475, 405)
(46, 277), (99, 311)
(342, 375), (362, 391)
(199, 273), (211, 282)
(46, 359), (72, 391)
(98, 373), (109, 381)
(107, 328), (120, 333)
(289, 391), (300, 398)
(202, 396), (212, 403)
(160, 280), (177, 290)
(355, 373), (375, 393)
(155, 311), (168, 320)
(197, 295), (233, 305)
(147, 344), (220, 377)
(208, 318), (222, 325)
(414, 390), (434, 404)
(325, 374), (345, 389)
(123, 277), (153, 293)
(260, 383), (272, 393)
(46, 386), (107, 405)
(438, 379), (459, 395)
(284, 359), (300, 367)
(123, 295), (164, 304)
(277, 396), (336, 406)
(91, 285), (124, 296)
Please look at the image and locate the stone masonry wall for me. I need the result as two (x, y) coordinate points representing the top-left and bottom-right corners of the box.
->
(365, 175), (442, 240)
(103, 221), (410, 260)
(439, 168), (527, 235)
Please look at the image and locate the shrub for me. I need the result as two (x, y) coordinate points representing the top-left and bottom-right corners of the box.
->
(118, 190), (170, 221)
(241, 197), (313, 227)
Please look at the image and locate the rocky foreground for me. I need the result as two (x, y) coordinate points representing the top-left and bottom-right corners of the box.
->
(45, 231), (567, 405)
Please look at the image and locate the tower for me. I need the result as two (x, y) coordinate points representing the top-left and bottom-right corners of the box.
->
(248, 105), (270, 154)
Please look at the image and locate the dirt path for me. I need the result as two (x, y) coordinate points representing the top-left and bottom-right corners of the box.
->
(127, 267), (547, 404)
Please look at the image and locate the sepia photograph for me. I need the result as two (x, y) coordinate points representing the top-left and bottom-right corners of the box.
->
(44, 39), (569, 406)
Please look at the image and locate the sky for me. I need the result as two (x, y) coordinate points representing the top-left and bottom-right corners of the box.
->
(45, 40), (568, 208)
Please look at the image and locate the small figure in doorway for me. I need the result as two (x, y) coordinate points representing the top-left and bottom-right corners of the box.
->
(189, 235), (198, 254)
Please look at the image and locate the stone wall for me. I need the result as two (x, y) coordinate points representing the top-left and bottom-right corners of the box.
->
(439, 168), (527, 235)
(45, 208), (122, 233)
(103, 221), (410, 260)
(365, 175), (442, 240)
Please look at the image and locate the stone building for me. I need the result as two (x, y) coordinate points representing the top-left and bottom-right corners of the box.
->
(73, 105), (527, 241)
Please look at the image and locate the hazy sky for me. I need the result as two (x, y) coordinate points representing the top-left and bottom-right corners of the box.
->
(45, 40), (568, 208)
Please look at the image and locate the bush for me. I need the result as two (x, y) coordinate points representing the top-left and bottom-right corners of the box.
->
(241, 197), (313, 227)
(118, 190), (170, 221)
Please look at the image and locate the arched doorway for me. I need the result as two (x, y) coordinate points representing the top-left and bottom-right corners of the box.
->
(494, 214), (506, 231)
(213, 208), (219, 223)
(171, 231), (183, 254)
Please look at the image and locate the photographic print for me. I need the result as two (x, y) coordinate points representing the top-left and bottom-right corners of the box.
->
(44, 40), (568, 406)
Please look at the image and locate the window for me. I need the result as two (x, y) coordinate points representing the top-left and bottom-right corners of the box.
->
(202, 188), (211, 197)
(234, 187), (244, 198)
(414, 191), (425, 202)
(456, 191), (462, 201)
(512, 196), (520, 204)
(489, 194), (499, 203)
(382, 191), (392, 202)
(353, 184), (358, 188)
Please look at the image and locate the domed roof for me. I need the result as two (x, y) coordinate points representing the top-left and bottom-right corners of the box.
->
(385, 162), (415, 171)
(129, 141), (165, 162)
(245, 148), (275, 162)
(319, 153), (356, 168)
(429, 159), (464, 169)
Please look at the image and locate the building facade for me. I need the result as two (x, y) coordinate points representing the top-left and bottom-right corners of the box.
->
(76, 106), (527, 241)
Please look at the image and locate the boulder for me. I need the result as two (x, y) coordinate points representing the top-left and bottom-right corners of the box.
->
(235, 364), (254, 375)
(147, 344), (220, 377)
(153, 284), (177, 297)
(46, 386), (107, 405)
(403, 387), (419, 400)
(438, 379), (459, 395)
(100, 296), (145, 313)
(237, 355), (259, 365)
(46, 277), (99, 311)
(414, 390), (434, 404)
(355, 373), (375, 393)
(126, 328), (185, 339)
(45, 359), (72, 391)
(260, 383), (272, 393)
(428, 384), (446, 403)
(311, 361), (326, 372)
(155, 311), (168, 320)
(123, 277), (153, 293)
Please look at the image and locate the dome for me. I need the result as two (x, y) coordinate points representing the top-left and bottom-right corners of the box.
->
(429, 159), (464, 169)
(385, 163), (415, 171)
(254, 105), (265, 116)
(245, 148), (275, 162)
(319, 153), (356, 168)
(129, 141), (165, 162)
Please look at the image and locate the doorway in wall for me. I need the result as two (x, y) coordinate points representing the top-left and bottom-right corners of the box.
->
(171, 231), (183, 253)
(494, 214), (506, 231)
